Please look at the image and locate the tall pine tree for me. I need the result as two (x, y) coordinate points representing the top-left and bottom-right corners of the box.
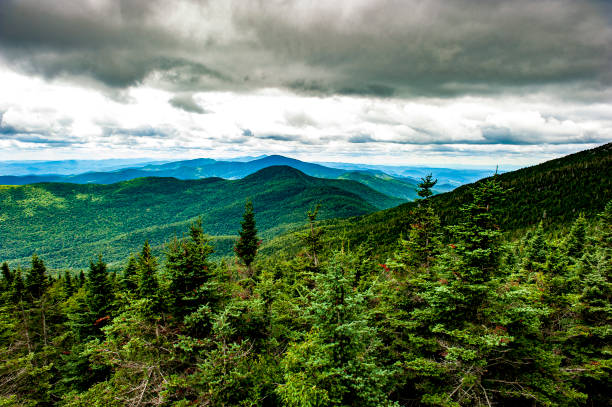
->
(235, 200), (259, 269)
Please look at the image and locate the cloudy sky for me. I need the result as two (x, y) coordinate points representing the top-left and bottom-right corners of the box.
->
(0, 0), (611, 166)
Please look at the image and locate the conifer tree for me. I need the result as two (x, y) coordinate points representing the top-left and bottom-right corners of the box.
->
(77, 270), (86, 288)
(395, 174), (442, 272)
(567, 213), (587, 259)
(166, 218), (216, 318)
(85, 255), (114, 319)
(137, 241), (159, 300)
(25, 254), (48, 300)
(1, 262), (12, 289)
(234, 200), (259, 269)
(63, 270), (75, 299)
(10, 268), (25, 304)
(299, 205), (324, 268)
(446, 176), (505, 311)
(417, 173), (437, 199)
(278, 252), (393, 406)
(120, 255), (138, 293)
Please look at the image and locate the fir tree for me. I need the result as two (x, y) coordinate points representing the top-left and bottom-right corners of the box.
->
(166, 218), (216, 319)
(278, 252), (394, 406)
(77, 270), (86, 288)
(447, 176), (505, 312)
(63, 270), (75, 299)
(25, 254), (48, 300)
(234, 200), (259, 269)
(10, 268), (25, 304)
(85, 255), (114, 320)
(567, 213), (588, 259)
(299, 204), (324, 268)
(120, 255), (138, 293)
(417, 173), (437, 199)
(1, 262), (12, 288)
(137, 241), (159, 300)
(395, 175), (442, 273)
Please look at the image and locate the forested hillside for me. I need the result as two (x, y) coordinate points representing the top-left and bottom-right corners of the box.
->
(270, 142), (612, 257)
(0, 166), (402, 268)
(0, 155), (457, 202)
(0, 155), (609, 405)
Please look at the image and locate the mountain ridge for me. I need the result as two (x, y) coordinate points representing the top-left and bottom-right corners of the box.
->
(0, 166), (400, 268)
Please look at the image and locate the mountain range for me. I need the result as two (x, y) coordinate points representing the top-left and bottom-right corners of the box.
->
(0, 155), (458, 200)
(0, 166), (402, 268)
(263, 142), (612, 257)
(2, 144), (609, 268)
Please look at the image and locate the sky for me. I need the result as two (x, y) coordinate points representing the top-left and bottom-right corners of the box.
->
(0, 0), (611, 167)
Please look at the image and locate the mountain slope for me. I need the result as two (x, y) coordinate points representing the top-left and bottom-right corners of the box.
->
(338, 171), (420, 200)
(0, 166), (399, 268)
(263, 142), (612, 257)
(0, 156), (451, 203)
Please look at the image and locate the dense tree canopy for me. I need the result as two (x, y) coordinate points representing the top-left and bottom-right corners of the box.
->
(0, 178), (610, 406)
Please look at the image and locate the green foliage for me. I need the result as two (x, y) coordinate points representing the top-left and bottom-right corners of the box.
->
(235, 200), (259, 267)
(278, 252), (395, 407)
(0, 145), (610, 406)
(25, 254), (48, 300)
(165, 218), (217, 323)
(0, 166), (399, 268)
(418, 173), (437, 199)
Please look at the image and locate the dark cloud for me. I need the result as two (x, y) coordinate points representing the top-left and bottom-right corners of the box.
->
(348, 134), (376, 143)
(169, 94), (208, 114)
(102, 126), (177, 140)
(240, 129), (316, 144)
(0, 119), (82, 146)
(0, 0), (610, 99)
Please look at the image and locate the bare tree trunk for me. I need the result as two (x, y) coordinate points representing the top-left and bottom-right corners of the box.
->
(19, 303), (32, 353)
(40, 300), (48, 347)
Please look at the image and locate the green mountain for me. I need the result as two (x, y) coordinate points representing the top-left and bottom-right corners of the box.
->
(0, 166), (402, 268)
(337, 171), (420, 200)
(264, 142), (612, 256)
(0, 155), (448, 204)
(0, 155), (345, 184)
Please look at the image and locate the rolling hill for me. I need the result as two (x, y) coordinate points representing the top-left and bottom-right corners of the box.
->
(0, 166), (402, 268)
(0, 155), (459, 203)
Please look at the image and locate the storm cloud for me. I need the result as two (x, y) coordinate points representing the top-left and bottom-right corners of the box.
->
(0, 0), (610, 164)
(0, 0), (610, 97)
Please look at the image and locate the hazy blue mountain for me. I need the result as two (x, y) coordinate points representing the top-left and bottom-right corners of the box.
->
(1, 155), (457, 201)
(0, 166), (402, 268)
(317, 161), (500, 186)
(0, 158), (165, 176)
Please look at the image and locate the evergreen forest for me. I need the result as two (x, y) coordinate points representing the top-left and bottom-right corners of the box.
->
(0, 145), (610, 406)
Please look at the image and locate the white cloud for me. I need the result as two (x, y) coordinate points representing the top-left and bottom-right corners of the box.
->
(0, 67), (610, 166)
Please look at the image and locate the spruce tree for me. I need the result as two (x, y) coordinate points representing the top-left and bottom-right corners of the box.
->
(278, 252), (393, 406)
(85, 255), (114, 319)
(395, 174), (442, 272)
(299, 205), (324, 269)
(447, 176), (505, 312)
(63, 270), (75, 299)
(1, 262), (12, 288)
(25, 254), (48, 300)
(166, 218), (215, 318)
(137, 241), (159, 299)
(10, 268), (25, 304)
(120, 255), (138, 293)
(77, 270), (86, 288)
(234, 200), (259, 269)
(567, 213), (587, 259)
(417, 173), (437, 199)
